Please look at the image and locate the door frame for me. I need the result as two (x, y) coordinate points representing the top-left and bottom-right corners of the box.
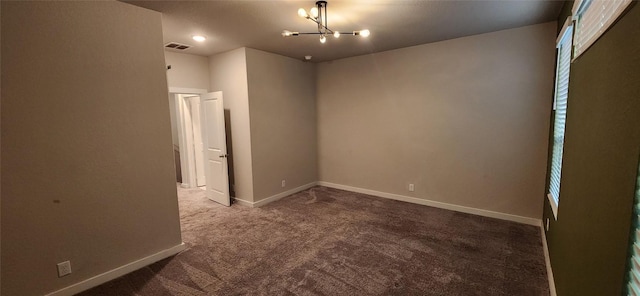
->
(169, 87), (207, 188)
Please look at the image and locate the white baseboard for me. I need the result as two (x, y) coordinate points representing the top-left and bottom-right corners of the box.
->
(233, 198), (253, 207)
(45, 243), (187, 296)
(233, 182), (317, 208)
(317, 181), (541, 226)
(541, 226), (557, 296)
(254, 182), (317, 207)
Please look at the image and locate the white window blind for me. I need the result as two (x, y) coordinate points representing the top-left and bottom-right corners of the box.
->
(547, 20), (573, 219)
(572, 0), (632, 59)
(625, 163), (640, 295)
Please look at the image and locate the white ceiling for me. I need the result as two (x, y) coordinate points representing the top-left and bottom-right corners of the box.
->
(124, 0), (563, 62)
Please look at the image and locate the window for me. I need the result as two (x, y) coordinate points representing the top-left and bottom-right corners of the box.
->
(572, 0), (632, 59)
(547, 18), (573, 219)
(625, 162), (640, 295)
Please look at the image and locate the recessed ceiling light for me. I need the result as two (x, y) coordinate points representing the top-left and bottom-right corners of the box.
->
(192, 35), (206, 42)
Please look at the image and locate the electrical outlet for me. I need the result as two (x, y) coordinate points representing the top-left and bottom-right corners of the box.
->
(408, 183), (415, 192)
(281, 180), (286, 188)
(57, 261), (71, 277)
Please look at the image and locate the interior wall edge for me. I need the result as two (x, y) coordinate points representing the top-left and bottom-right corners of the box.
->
(208, 47), (255, 202)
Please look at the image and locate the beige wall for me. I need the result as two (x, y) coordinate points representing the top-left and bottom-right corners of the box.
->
(209, 48), (254, 202)
(245, 48), (317, 201)
(165, 51), (210, 90)
(317, 22), (556, 219)
(1, 2), (182, 295)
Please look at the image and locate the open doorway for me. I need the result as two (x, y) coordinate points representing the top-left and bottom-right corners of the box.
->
(182, 94), (206, 188)
(167, 88), (232, 206)
(168, 88), (207, 190)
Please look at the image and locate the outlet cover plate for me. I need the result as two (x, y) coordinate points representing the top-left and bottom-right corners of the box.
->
(57, 261), (72, 277)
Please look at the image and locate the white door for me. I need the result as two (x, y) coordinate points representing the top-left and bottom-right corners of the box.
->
(200, 92), (230, 206)
(188, 96), (206, 187)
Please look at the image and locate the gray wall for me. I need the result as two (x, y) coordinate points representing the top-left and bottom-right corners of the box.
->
(245, 48), (317, 201)
(208, 48), (317, 203)
(545, 2), (640, 295)
(1, 2), (182, 295)
(165, 50), (210, 90)
(209, 48), (254, 202)
(317, 22), (557, 219)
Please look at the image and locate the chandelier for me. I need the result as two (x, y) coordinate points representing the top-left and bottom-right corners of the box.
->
(281, 1), (370, 44)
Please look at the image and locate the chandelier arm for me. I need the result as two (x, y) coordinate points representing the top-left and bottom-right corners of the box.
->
(319, 24), (334, 35)
(286, 1), (367, 39)
(317, 1), (323, 33)
(304, 18), (334, 35)
(296, 31), (354, 35)
(324, 1), (328, 32)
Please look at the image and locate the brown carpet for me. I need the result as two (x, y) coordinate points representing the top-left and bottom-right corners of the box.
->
(80, 185), (549, 295)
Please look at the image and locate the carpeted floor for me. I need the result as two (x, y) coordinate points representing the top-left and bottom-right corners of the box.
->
(80, 185), (549, 295)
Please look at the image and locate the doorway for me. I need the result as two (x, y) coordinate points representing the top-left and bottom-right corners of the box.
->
(167, 88), (231, 206)
(185, 95), (206, 188)
(168, 90), (205, 190)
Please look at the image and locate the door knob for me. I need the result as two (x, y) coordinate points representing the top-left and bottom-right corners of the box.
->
(219, 154), (228, 158)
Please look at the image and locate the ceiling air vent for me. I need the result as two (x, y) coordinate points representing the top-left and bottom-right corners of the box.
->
(165, 42), (191, 50)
